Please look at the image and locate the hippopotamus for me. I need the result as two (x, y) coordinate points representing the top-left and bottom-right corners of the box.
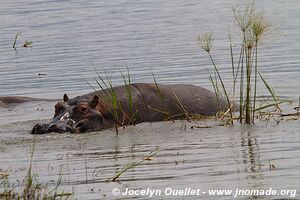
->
(31, 83), (233, 134)
(0, 96), (54, 106)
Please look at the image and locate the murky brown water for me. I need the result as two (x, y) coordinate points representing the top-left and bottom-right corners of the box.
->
(0, 0), (299, 199)
(1, 115), (299, 199)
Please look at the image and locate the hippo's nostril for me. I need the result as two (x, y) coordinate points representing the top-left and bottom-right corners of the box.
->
(49, 122), (75, 134)
(48, 123), (66, 133)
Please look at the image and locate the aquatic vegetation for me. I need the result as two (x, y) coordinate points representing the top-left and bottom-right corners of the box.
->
(106, 148), (159, 182)
(91, 69), (138, 134)
(120, 68), (140, 125)
(172, 91), (192, 121)
(92, 70), (193, 133)
(198, 2), (284, 124)
(198, 32), (233, 124)
(198, 32), (213, 53)
(151, 73), (175, 122)
(93, 70), (226, 132)
(22, 40), (33, 48)
(0, 143), (74, 200)
(12, 31), (22, 49)
(0, 171), (73, 200)
(12, 31), (33, 49)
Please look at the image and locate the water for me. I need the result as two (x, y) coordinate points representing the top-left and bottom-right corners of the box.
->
(0, 0), (299, 199)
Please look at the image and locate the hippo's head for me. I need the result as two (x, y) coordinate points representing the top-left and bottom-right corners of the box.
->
(31, 94), (113, 134)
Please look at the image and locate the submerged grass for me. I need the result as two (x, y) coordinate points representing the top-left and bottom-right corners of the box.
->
(106, 148), (159, 182)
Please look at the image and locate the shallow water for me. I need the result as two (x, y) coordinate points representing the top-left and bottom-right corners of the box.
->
(0, 0), (299, 199)
(0, 118), (299, 199)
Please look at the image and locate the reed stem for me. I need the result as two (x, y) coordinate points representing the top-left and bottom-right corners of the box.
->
(245, 46), (252, 124)
(208, 52), (233, 123)
(252, 40), (258, 123)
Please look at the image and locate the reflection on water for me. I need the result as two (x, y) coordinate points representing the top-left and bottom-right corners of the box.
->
(241, 131), (261, 173)
(0, 0), (299, 199)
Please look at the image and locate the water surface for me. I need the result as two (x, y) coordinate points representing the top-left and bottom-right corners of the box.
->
(0, 0), (299, 199)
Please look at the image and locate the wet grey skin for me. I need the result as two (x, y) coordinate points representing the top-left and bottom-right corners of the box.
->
(0, 96), (58, 106)
(31, 83), (236, 134)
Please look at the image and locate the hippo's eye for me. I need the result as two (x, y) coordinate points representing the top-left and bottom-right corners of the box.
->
(80, 106), (88, 113)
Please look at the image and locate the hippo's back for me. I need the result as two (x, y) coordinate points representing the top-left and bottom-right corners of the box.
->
(130, 83), (228, 121)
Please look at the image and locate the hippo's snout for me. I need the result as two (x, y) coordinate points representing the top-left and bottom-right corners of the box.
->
(31, 123), (49, 134)
(31, 121), (76, 134)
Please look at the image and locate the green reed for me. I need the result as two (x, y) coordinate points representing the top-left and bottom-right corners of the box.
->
(0, 142), (73, 200)
(198, 2), (278, 124)
(151, 73), (175, 122)
(120, 68), (139, 125)
(106, 148), (159, 182)
(93, 69), (201, 129)
(93, 69), (140, 133)
(198, 32), (233, 124)
(95, 74), (123, 133)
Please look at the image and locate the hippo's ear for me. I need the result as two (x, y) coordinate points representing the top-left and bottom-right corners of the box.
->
(90, 95), (99, 108)
(63, 94), (69, 102)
